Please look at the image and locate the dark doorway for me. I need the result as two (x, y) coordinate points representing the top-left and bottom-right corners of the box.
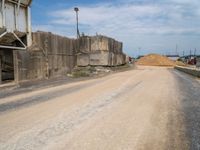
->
(0, 49), (14, 83)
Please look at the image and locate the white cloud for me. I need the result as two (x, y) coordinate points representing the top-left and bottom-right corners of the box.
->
(33, 0), (200, 56)
(49, 1), (200, 35)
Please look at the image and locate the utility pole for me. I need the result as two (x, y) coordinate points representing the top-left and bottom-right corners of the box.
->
(176, 44), (178, 55)
(138, 47), (141, 58)
(74, 7), (80, 39)
(194, 48), (197, 56)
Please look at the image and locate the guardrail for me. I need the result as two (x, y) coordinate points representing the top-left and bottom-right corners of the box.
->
(175, 66), (200, 77)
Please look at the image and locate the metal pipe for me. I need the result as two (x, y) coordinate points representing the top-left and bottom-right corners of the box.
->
(27, 6), (32, 47)
(76, 11), (79, 38)
(74, 7), (80, 39)
(2, 0), (5, 27)
(0, 45), (26, 50)
(17, 0), (21, 15)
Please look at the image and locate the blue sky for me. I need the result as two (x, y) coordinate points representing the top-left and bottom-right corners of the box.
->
(31, 0), (200, 57)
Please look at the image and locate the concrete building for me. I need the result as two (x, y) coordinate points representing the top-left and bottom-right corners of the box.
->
(0, 1), (126, 84)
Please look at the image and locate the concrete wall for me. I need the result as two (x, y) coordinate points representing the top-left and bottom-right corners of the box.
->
(77, 35), (125, 66)
(14, 32), (77, 81)
(77, 51), (126, 67)
(79, 35), (122, 53)
(175, 66), (200, 77)
(31, 32), (77, 77)
(1, 32), (126, 84)
(196, 57), (200, 68)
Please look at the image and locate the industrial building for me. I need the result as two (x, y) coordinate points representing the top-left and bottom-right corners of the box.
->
(0, 0), (32, 84)
(0, 0), (126, 85)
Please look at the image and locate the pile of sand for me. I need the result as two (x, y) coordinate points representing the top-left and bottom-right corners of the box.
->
(137, 54), (176, 66)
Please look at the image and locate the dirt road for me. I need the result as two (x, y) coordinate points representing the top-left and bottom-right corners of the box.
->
(0, 66), (200, 150)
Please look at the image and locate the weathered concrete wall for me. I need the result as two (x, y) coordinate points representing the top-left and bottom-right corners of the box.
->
(196, 57), (200, 68)
(77, 51), (126, 67)
(31, 32), (77, 78)
(14, 32), (77, 81)
(79, 35), (122, 53)
(1, 32), (126, 84)
(175, 66), (200, 77)
(77, 35), (125, 66)
(14, 50), (45, 81)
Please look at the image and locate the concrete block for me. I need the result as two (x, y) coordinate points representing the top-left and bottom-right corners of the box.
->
(77, 53), (90, 66)
(89, 51), (110, 66)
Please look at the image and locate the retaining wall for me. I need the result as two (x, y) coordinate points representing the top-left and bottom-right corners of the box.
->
(15, 32), (77, 81)
(77, 35), (125, 66)
(197, 57), (200, 68)
(7, 32), (126, 83)
(175, 66), (200, 77)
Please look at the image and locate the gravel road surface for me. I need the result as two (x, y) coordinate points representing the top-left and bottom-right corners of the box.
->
(0, 66), (200, 150)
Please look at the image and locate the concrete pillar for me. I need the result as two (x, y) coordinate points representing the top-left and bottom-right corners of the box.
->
(0, 57), (2, 84)
(13, 51), (19, 84)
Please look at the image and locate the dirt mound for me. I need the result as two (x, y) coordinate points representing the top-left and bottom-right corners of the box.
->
(137, 54), (175, 66)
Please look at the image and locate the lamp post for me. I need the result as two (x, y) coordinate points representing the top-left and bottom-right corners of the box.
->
(74, 7), (80, 39)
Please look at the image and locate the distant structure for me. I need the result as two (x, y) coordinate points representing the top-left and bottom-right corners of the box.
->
(165, 55), (179, 61)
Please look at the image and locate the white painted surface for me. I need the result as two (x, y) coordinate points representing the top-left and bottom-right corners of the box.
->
(17, 7), (27, 32)
(5, 3), (15, 32)
(2, 2), (28, 32)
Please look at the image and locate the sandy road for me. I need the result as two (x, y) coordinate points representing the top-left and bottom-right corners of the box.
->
(0, 66), (200, 150)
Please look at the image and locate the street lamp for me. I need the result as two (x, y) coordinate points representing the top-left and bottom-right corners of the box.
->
(74, 7), (80, 39)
